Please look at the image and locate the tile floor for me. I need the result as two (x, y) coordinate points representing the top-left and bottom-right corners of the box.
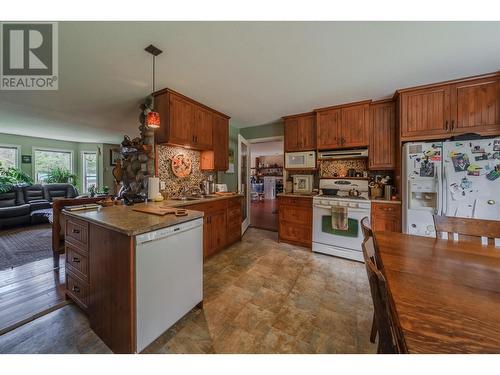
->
(0, 228), (376, 354)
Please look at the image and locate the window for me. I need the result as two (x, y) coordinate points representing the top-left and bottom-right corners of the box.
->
(82, 151), (98, 193)
(33, 148), (73, 183)
(0, 144), (20, 168)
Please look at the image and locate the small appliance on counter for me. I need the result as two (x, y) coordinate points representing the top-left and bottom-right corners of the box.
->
(215, 183), (228, 193)
(292, 175), (313, 194)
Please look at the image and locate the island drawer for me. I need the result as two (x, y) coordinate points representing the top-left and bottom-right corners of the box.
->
(65, 217), (89, 250)
(66, 272), (89, 310)
(66, 244), (89, 282)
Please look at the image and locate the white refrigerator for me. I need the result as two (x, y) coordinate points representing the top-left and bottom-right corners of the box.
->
(403, 136), (500, 237)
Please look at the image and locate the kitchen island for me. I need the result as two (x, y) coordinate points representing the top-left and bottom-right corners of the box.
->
(62, 203), (205, 353)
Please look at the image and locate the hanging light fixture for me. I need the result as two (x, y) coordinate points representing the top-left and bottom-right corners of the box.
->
(144, 44), (163, 129)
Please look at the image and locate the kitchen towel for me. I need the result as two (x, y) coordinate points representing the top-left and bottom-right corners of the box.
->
(331, 206), (349, 231)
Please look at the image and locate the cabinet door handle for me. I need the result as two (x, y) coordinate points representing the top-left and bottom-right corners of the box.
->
(72, 229), (80, 234)
(445, 120), (449, 131)
(72, 257), (80, 263)
(72, 286), (80, 293)
(451, 120), (455, 130)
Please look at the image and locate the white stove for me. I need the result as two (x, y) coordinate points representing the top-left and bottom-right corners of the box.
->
(312, 179), (371, 262)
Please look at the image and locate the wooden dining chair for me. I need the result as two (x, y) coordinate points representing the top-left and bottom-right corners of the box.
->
(433, 215), (500, 247)
(361, 216), (373, 240)
(360, 223), (378, 344)
(362, 238), (407, 354)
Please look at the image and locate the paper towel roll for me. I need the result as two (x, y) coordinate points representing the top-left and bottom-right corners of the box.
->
(148, 177), (160, 200)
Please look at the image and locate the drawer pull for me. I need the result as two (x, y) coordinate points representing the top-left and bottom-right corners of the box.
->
(72, 229), (80, 234)
(72, 257), (80, 263)
(72, 286), (80, 293)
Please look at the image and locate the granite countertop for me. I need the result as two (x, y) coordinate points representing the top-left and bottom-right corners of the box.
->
(61, 194), (242, 237)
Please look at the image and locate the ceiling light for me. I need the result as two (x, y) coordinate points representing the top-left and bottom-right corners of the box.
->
(144, 44), (163, 129)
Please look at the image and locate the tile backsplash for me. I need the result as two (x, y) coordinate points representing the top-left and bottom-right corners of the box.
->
(320, 159), (367, 177)
(156, 145), (215, 197)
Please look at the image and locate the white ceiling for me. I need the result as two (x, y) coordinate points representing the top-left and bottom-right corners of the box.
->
(1, 21), (499, 143)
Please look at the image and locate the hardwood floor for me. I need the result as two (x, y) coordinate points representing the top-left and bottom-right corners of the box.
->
(250, 199), (278, 231)
(0, 255), (67, 335)
(0, 228), (376, 354)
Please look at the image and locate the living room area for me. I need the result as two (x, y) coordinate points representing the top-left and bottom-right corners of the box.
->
(0, 133), (118, 334)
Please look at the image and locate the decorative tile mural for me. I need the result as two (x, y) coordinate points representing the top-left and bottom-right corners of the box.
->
(320, 159), (367, 178)
(156, 145), (215, 197)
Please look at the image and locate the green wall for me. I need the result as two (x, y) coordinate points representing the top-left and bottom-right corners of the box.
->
(0, 133), (116, 193)
(239, 122), (283, 140)
(217, 123), (239, 192)
(215, 122), (285, 192)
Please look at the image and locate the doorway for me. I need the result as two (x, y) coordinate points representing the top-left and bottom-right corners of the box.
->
(238, 134), (250, 234)
(249, 137), (284, 232)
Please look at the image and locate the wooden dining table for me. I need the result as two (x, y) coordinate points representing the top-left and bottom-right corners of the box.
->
(374, 231), (500, 354)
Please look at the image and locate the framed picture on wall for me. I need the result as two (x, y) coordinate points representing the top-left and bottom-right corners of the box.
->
(226, 148), (235, 173)
(110, 149), (121, 166)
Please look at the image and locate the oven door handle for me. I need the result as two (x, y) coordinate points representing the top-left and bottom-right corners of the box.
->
(313, 204), (370, 213)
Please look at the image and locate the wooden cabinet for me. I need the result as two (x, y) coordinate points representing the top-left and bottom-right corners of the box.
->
(154, 88), (229, 151)
(316, 100), (370, 150)
(187, 196), (242, 259)
(168, 93), (194, 145)
(193, 105), (213, 149)
(202, 113), (229, 171)
(278, 196), (312, 248)
(283, 112), (316, 151)
(340, 103), (370, 147)
(450, 76), (500, 135)
(316, 108), (341, 149)
(371, 202), (401, 232)
(399, 85), (451, 140)
(369, 100), (396, 170)
(64, 217), (90, 312)
(398, 73), (500, 141)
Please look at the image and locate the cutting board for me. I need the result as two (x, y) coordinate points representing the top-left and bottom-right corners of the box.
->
(132, 206), (178, 216)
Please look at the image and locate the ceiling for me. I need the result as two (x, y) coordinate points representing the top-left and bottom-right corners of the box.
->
(1, 21), (499, 143)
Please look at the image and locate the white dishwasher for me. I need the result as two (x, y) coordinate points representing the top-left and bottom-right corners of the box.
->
(135, 217), (203, 353)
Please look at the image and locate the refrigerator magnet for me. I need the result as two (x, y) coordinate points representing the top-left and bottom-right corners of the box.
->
(493, 140), (500, 151)
(451, 153), (470, 172)
(474, 154), (489, 161)
(471, 145), (485, 154)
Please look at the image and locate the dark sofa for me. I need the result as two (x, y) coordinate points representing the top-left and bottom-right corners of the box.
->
(0, 183), (78, 229)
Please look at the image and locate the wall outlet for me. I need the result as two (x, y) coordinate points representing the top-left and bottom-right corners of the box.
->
(160, 181), (166, 190)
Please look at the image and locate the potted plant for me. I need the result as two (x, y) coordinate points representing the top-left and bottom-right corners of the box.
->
(45, 167), (78, 185)
(0, 162), (33, 193)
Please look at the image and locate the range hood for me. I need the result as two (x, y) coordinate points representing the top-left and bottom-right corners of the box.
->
(318, 149), (368, 159)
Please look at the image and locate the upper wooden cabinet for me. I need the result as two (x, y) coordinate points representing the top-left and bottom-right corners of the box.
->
(399, 85), (450, 140)
(283, 112), (316, 151)
(201, 113), (229, 172)
(398, 73), (500, 141)
(153, 89), (229, 150)
(316, 108), (341, 149)
(369, 100), (396, 170)
(450, 76), (500, 134)
(315, 100), (370, 150)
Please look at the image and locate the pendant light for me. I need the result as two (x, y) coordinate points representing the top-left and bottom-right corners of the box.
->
(144, 44), (163, 129)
